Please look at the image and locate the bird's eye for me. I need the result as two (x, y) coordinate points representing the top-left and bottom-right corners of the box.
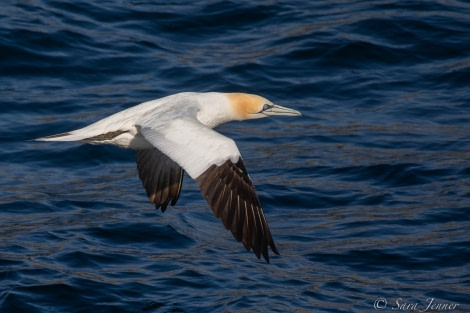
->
(262, 103), (271, 111)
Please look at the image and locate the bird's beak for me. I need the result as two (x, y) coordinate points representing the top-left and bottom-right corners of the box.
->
(263, 104), (302, 117)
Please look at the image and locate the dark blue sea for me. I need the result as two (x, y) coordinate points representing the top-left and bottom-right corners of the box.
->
(1, 1), (469, 312)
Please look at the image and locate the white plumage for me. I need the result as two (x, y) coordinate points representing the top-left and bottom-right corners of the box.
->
(37, 91), (301, 262)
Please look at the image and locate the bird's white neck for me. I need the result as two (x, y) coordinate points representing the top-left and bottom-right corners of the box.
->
(195, 92), (235, 128)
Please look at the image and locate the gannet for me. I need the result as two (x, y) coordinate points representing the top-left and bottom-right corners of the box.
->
(36, 92), (301, 262)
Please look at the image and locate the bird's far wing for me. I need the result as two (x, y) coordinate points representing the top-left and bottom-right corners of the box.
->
(136, 148), (183, 212)
(137, 117), (279, 262)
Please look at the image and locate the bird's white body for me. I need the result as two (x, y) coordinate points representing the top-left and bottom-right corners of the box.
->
(37, 91), (301, 262)
(46, 92), (232, 147)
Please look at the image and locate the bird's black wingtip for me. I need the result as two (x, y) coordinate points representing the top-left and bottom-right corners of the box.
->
(259, 246), (280, 264)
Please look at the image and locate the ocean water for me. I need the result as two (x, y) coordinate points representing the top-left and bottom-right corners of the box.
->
(1, 0), (469, 312)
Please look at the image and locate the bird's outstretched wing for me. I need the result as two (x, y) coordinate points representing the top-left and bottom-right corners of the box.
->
(136, 148), (183, 212)
(137, 116), (279, 262)
(195, 158), (279, 262)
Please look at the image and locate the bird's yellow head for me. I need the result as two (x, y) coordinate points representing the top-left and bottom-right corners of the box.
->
(227, 93), (302, 120)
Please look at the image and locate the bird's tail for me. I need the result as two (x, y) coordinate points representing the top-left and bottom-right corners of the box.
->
(35, 131), (86, 142)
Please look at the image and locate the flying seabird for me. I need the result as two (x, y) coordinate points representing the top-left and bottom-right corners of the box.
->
(36, 92), (301, 262)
